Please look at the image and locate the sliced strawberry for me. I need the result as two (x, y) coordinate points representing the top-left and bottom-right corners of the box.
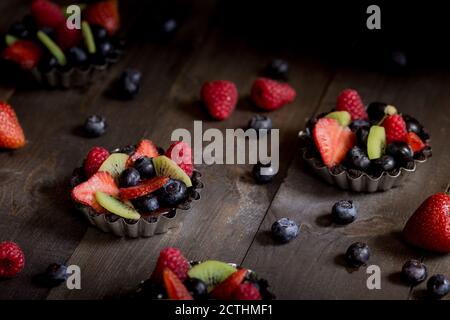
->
(163, 268), (193, 300)
(119, 176), (169, 200)
(313, 118), (356, 167)
(211, 268), (248, 300)
(2, 40), (42, 70)
(165, 141), (194, 177)
(405, 132), (426, 153)
(85, 0), (120, 35)
(71, 172), (119, 213)
(127, 139), (159, 166)
(0, 102), (26, 149)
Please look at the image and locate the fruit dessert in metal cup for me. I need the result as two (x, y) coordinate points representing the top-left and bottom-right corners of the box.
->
(71, 140), (202, 238)
(1, 0), (123, 88)
(299, 89), (431, 192)
(135, 248), (275, 300)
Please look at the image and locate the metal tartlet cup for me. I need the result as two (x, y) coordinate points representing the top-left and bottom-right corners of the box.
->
(73, 170), (203, 238)
(298, 131), (431, 193)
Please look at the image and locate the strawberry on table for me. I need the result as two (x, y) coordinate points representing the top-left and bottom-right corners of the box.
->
(405, 132), (426, 153)
(151, 247), (190, 282)
(119, 176), (169, 200)
(0, 102), (26, 150)
(313, 118), (356, 167)
(403, 192), (450, 253)
(31, 0), (65, 29)
(336, 89), (368, 121)
(211, 268), (248, 300)
(71, 172), (119, 213)
(85, 0), (120, 36)
(84, 146), (110, 178)
(163, 268), (193, 300)
(165, 141), (194, 177)
(382, 114), (408, 144)
(2, 40), (42, 70)
(251, 77), (296, 111)
(201, 80), (238, 120)
(127, 139), (159, 166)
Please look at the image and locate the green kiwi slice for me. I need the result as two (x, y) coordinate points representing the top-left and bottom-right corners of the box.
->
(152, 155), (192, 187)
(5, 34), (18, 46)
(188, 260), (237, 292)
(81, 21), (96, 54)
(99, 153), (129, 179)
(325, 111), (351, 127)
(95, 191), (141, 220)
(37, 30), (67, 66)
(367, 125), (386, 160)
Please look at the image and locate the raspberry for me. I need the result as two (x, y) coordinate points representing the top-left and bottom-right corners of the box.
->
(336, 89), (368, 120)
(0, 241), (25, 278)
(84, 147), (110, 178)
(232, 283), (262, 300)
(382, 114), (407, 144)
(151, 247), (189, 282)
(165, 141), (193, 177)
(31, 0), (65, 29)
(201, 80), (238, 120)
(56, 24), (82, 50)
(250, 78), (296, 111)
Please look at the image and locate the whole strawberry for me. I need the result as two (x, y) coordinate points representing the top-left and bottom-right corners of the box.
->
(0, 241), (25, 278)
(336, 89), (368, 120)
(85, 0), (120, 35)
(84, 147), (110, 178)
(31, 0), (65, 29)
(151, 247), (190, 282)
(201, 80), (238, 120)
(0, 102), (26, 149)
(403, 193), (450, 253)
(165, 141), (193, 177)
(251, 78), (296, 111)
(2, 40), (42, 70)
(382, 114), (407, 144)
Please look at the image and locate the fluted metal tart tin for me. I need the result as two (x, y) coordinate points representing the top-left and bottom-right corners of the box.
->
(30, 52), (122, 89)
(73, 170), (203, 238)
(298, 131), (430, 193)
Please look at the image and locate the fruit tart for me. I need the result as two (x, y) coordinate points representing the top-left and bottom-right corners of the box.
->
(1, 0), (123, 88)
(135, 248), (275, 300)
(71, 140), (203, 238)
(299, 89), (431, 192)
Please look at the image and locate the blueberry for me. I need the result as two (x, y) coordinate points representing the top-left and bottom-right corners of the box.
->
(372, 155), (396, 171)
(123, 68), (142, 85)
(271, 218), (299, 243)
(345, 242), (371, 268)
(134, 157), (155, 179)
(391, 50), (408, 68)
(157, 179), (187, 207)
(265, 59), (289, 79)
(115, 145), (136, 155)
(406, 121), (421, 135)
(349, 119), (370, 131)
(401, 260), (427, 285)
(355, 127), (369, 147)
(367, 102), (388, 122)
(90, 25), (108, 40)
(184, 278), (208, 300)
(347, 146), (371, 171)
(119, 168), (141, 188)
(252, 162), (277, 184)
(118, 73), (140, 99)
(98, 40), (114, 57)
(132, 194), (160, 213)
(427, 274), (450, 299)
(43, 263), (68, 287)
(84, 115), (107, 137)
(248, 115), (272, 136)
(38, 55), (58, 72)
(8, 22), (30, 39)
(386, 142), (414, 163)
(138, 279), (166, 299)
(161, 18), (177, 34)
(331, 200), (357, 225)
(68, 47), (88, 65)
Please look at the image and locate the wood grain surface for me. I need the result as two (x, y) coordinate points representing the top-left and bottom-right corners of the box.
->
(0, 0), (448, 300)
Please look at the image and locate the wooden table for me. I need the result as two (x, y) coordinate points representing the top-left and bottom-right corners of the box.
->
(1, 0), (449, 300)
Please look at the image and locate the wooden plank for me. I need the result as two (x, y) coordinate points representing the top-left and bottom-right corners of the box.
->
(241, 69), (450, 299)
(45, 30), (335, 299)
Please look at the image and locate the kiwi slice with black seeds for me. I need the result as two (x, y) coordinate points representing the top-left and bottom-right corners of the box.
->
(152, 155), (192, 187)
(188, 260), (237, 292)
